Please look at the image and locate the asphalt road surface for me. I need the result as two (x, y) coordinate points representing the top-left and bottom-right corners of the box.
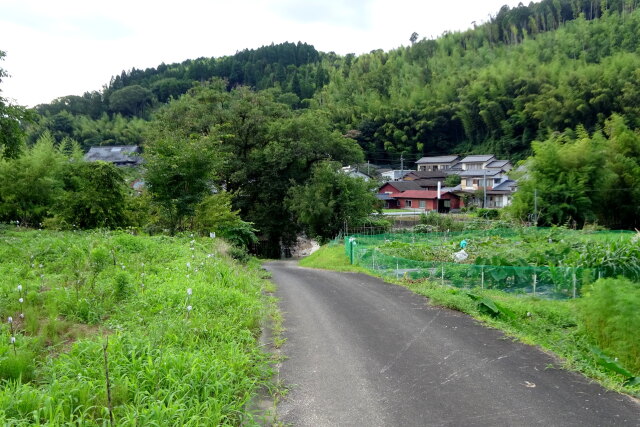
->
(265, 261), (639, 427)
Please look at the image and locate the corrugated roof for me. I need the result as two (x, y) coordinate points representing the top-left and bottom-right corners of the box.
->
(376, 193), (395, 200)
(84, 146), (141, 164)
(415, 155), (459, 164)
(460, 154), (495, 163)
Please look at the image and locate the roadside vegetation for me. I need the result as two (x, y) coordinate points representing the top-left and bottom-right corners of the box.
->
(0, 227), (275, 425)
(301, 238), (640, 397)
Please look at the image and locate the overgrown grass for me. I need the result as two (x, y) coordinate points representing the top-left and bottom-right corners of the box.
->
(0, 228), (274, 425)
(302, 243), (640, 397)
(299, 244), (369, 273)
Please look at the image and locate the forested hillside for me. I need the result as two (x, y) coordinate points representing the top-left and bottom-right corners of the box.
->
(23, 0), (640, 166)
(4, 0), (640, 239)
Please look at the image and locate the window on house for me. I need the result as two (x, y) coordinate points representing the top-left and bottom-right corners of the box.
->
(433, 165), (438, 171)
(494, 178), (501, 185)
(473, 179), (479, 186)
(419, 200), (426, 208)
(444, 200), (450, 208)
(406, 200), (412, 207)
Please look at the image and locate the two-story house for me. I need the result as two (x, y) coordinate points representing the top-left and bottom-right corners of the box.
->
(458, 169), (509, 190)
(415, 156), (460, 172)
(458, 155), (496, 171)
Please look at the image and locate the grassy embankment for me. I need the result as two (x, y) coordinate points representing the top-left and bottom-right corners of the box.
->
(0, 228), (278, 425)
(300, 244), (640, 397)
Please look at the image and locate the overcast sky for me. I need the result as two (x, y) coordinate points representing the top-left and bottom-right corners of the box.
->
(1, 0), (529, 107)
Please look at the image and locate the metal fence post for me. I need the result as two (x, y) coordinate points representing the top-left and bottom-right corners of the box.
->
(533, 272), (537, 297)
(572, 269), (577, 299)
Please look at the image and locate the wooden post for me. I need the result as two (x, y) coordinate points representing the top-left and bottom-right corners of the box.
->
(572, 270), (577, 299)
(103, 337), (114, 427)
(533, 273), (537, 297)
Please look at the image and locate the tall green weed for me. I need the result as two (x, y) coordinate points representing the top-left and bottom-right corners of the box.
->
(579, 277), (640, 374)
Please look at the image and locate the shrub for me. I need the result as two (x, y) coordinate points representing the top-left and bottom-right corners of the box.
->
(0, 350), (36, 383)
(113, 271), (133, 301)
(419, 212), (463, 232)
(579, 277), (640, 374)
(475, 208), (500, 219)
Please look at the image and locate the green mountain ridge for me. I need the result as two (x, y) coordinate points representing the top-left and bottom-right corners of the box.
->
(25, 0), (640, 166)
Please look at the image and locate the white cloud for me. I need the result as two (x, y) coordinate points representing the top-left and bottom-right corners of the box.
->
(0, 0), (530, 107)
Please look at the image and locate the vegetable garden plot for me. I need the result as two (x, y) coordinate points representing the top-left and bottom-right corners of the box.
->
(346, 228), (637, 299)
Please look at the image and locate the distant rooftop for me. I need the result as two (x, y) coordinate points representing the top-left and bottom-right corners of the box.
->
(415, 155), (459, 164)
(486, 160), (510, 168)
(460, 155), (495, 163)
(84, 146), (142, 165)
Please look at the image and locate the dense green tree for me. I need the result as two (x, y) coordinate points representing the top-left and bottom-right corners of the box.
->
(148, 81), (362, 254)
(0, 132), (67, 225)
(509, 115), (640, 229)
(108, 85), (154, 117)
(0, 50), (32, 159)
(287, 161), (379, 241)
(55, 161), (129, 229)
(143, 132), (221, 234)
(194, 192), (257, 248)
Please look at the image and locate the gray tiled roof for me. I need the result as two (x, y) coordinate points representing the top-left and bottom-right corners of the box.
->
(486, 160), (510, 168)
(492, 179), (517, 191)
(415, 155), (459, 164)
(460, 154), (495, 163)
(404, 170), (448, 179)
(85, 146), (142, 164)
(383, 181), (423, 191)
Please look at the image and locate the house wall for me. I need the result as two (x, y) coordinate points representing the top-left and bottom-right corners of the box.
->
(379, 183), (400, 194)
(396, 194), (462, 211)
(417, 163), (451, 172)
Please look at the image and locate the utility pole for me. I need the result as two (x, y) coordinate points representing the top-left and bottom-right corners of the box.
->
(534, 188), (538, 225)
(367, 160), (370, 176)
(483, 169), (487, 208)
(400, 154), (404, 172)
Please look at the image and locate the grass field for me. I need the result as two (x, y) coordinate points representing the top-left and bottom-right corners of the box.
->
(302, 243), (640, 397)
(0, 228), (275, 425)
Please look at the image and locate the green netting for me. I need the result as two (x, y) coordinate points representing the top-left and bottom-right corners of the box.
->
(344, 228), (634, 300)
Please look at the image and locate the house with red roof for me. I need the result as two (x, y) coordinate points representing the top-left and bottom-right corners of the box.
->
(377, 187), (463, 213)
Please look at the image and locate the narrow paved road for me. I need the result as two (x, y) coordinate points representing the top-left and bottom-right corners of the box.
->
(265, 261), (639, 427)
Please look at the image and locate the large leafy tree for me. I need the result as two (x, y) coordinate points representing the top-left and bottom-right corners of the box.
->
(0, 50), (32, 159)
(287, 161), (379, 241)
(143, 132), (221, 234)
(147, 80), (362, 254)
(56, 160), (129, 229)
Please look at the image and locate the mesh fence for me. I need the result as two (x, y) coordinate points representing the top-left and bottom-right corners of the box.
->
(345, 228), (635, 300)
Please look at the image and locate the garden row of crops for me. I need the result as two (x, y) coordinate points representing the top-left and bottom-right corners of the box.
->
(346, 227), (639, 299)
(0, 228), (271, 425)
